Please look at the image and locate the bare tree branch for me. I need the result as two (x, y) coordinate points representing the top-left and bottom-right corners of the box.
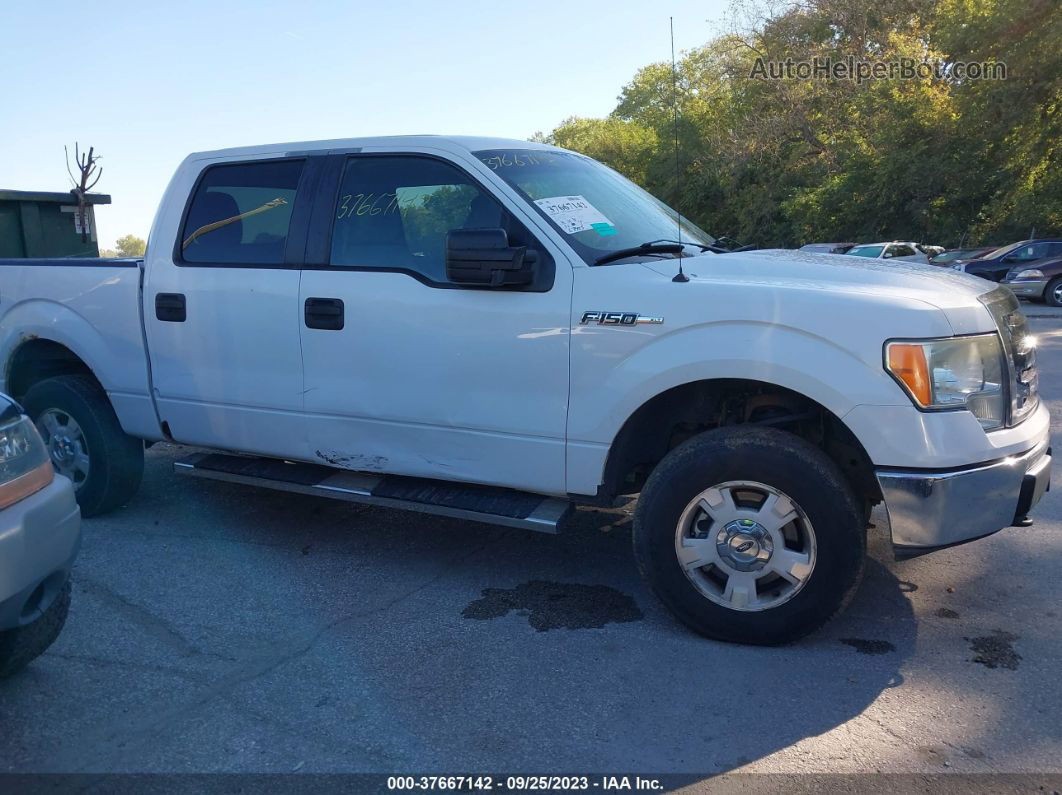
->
(65, 142), (103, 244)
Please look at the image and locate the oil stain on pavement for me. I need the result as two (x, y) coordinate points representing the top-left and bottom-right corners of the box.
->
(462, 580), (643, 631)
(968, 630), (1022, 669)
(840, 638), (896, 655)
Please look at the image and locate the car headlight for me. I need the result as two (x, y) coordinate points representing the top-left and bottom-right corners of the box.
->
(0, 415), (54, 509)
(1012, 268), (1043, 280)
(951, 263), (966, 272)
(885, 334), (1006, 429)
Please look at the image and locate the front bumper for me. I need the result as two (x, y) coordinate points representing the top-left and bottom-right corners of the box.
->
(1002, 278), (1046, 298)
(0, 474), (81, 630)
(876, 436), (1051, 556)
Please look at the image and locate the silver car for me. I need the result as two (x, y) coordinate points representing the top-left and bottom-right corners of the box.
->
(0, 393), (80, 677)
(845, 241), (931, 264)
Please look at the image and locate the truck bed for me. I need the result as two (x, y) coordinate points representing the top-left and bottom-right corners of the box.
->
(0, 257), (159, 439)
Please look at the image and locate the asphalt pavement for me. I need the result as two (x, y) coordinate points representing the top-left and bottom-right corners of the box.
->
(2, 321), (1061, 784)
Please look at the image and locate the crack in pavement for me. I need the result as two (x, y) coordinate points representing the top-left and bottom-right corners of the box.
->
(77, 576), (209, 660)
(97, 525), (370, 556)
(57, 534), (508, 772)
(219, 694), (402, 767)
(46, 653), (208, 683)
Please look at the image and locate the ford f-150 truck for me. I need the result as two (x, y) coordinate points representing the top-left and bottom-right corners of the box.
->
(0, 136), (1050, 645)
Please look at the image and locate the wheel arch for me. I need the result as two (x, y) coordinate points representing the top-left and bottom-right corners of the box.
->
(598, 377), (881, 510)
(4, 337), (102, 403)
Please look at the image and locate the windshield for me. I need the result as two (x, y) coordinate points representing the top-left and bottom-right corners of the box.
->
(977, 242), (1020, 260)
(474, 148), (716, 265)
(931, 249), (968, 262)
(846, 245), (884, 258)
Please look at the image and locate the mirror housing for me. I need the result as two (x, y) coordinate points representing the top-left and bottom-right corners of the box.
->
(446, 228), (536, 288)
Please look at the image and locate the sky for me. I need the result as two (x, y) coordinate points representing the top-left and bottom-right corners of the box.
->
(1, 0), (730, 249)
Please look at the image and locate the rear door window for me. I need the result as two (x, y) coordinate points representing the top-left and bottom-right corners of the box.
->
(181, 159), (304, 265)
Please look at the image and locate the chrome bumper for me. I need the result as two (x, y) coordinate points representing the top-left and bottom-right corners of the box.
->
(876, 439), (1051, 556)
(1001, 278), (1046, 298)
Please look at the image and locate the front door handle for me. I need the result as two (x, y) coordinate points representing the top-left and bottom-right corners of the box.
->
(155, 293), (186, 322)
(304, 297), (344, 330)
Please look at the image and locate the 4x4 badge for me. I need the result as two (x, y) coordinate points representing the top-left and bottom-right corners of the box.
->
(580, 311), (664, 326)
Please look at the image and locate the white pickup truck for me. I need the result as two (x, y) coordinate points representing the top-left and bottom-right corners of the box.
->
(0, 136), (1050, 644)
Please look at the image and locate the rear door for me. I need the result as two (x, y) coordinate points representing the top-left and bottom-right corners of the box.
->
(143, 155), (320, 459)
(296, 150), (572, 494)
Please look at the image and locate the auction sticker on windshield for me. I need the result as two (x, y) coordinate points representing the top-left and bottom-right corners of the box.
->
(534, 195), (616, 235)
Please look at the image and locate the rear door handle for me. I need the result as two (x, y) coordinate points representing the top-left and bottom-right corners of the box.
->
(304, 297), (344, 330)
(155, 293), (186, 322)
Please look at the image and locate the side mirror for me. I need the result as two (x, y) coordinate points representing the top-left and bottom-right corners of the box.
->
(446, 228), (536, 288)
(882, 251), (894, 259)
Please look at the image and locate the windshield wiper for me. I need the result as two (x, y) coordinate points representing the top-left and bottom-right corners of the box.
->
(645, 237), (758, 254)
(643, 238), (714, 252)
(594, 243), (684, 266)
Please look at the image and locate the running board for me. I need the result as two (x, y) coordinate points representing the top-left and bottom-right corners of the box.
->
(173, 452), (570, 534)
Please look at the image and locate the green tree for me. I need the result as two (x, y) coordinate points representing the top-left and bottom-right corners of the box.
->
(546, 117), (657, 186)
(114, 234), (146, 257)
(543, 0), (1060, 248)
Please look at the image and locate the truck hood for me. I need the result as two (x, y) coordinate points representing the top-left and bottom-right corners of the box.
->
(641, 248), (999, 335)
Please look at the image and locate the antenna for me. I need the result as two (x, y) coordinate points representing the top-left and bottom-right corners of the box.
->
(670, 16), (689, 283)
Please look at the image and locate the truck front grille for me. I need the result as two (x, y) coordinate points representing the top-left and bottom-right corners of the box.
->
(980, 287), (1039, 426)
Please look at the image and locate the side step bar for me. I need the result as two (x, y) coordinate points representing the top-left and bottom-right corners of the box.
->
(174, 452), (571, 534)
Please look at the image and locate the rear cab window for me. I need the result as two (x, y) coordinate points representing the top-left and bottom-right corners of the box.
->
(180, 159), (304, 265)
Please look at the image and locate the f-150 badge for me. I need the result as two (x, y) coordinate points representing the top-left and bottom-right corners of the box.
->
(580, 311), (664, 326)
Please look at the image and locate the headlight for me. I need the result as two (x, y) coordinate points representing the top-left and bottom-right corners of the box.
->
(0, 415), (54, 509)
(885, 334), (1006, 429)
(1013, 268), (1043, 280)
(951, 263), (966, 271)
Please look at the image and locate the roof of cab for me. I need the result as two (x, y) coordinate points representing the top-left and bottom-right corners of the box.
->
(186, 135), (558, 162)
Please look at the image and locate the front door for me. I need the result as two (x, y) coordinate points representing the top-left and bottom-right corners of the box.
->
(297, 151), (572, 494)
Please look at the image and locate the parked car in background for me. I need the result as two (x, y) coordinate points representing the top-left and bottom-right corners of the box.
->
(917, 244), (945, 258)
(1002, 254), (1062, 306)
(844, 242), (929, 263)
(799, 242), (855, 254)
(930, 246), (997, 265)
(951, 239), (1062, 282)
(0, 393), (80, 678)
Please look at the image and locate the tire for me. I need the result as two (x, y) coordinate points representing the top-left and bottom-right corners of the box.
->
(633, 426), (865, 645)
(0, 581), (71, 678)
(1045, 276), (1062, 308)
(22, 375), (144, 517)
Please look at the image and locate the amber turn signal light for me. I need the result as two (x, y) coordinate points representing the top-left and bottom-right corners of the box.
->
(0, 458), (54, 510)
(887, 343), (932, 406)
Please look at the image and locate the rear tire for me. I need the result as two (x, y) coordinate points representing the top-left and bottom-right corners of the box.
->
(0, 581), (71, 679)
(1045, 276), (1062, 307)
(633, 426), (865, 645)
(23, 375), (144, 517)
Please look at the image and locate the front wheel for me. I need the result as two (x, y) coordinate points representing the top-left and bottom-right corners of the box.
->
(1045, 276), (1062, 308)
(633, 426), (865, 645)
